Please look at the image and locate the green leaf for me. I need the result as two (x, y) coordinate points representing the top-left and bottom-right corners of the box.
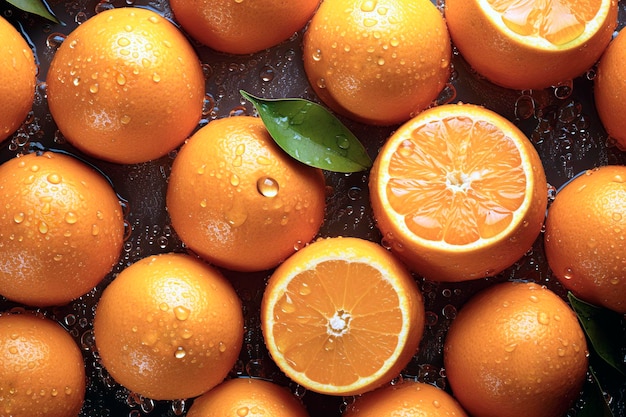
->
(240, 90), (372, 173)
(4, 0), (61, 24)
(568, 292), (626, 376)
(578, 367), (614, 417)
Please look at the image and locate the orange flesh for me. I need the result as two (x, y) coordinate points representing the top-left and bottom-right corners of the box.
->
(488, 0), (600, 45)
(271, 260), (403, 386)
(386, 117), (526, 245)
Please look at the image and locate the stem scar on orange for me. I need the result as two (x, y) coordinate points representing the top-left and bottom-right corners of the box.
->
(0, 151), (125, 307)
(260, 236), (425, 396)
(369, 103), (548, 282)
(445, 0), (618, 90)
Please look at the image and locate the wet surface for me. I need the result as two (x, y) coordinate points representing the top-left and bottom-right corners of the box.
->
(0, 0), (625, 416)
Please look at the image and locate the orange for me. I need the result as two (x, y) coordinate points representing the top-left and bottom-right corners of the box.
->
(93, 252), (244, 400)
(443, 281), (589, 417)
(445, 0), (618, 90)
(0, 312), (86, 417)
(0, 16), (36, 143)
(302, 0), (451, 126)
(46, 7), (205, 164)
(0, 151), (125, 307)
(544, 165), (626, 313)
(186, 377), (310, 417)
(260, 236), (425, 396)
(343, 380), (468, 417)
(170, 0), (320, 55)
(166, 115), (326, 272)
(594, 28), (626, 150)
(368, 103), (547, 282)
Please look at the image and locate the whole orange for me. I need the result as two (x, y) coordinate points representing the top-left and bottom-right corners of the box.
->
(544, 165), (626, 313)
(93, 252), (244, 400)
(445, 0), (617, 90)
(444, 282), (589, 417)
(170, 0), (320, 55)
(369, 103), (547, 282)
(302, 0), (451, 126)
(166, 116), (326, 272)
(343, 380), (468, 417)
(46, 7), (205, 164)
(0, 152), (125, 307)
(0, 312), (86, 417)
(594, 28), (626, 150)
(186, 377), (310, 417)
(0, 16), (36, 143)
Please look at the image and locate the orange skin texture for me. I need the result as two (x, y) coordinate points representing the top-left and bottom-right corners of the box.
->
(186, 378), (310, 417)
(594, 28), (626, 150)
(0, 152), (125, 306)
(444, 282), (589, 417)
(544, 165), (626, 313)
(46, 7), (205, 164)
(445, 0), (618, 90)
(166, 116), (326, 272)
(343, 380), (468, 417)
(303, 0), (451, 126)
(0, 16), (36, 143)
(170, 0), (321, 55)
(93, 252), (244, 400)
(0, 313), (86, 417)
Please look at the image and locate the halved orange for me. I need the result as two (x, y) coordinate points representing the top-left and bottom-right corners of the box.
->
(260, 236), (424, 396)
(369, 103), (548, 282)
(445, 0), (618, 90)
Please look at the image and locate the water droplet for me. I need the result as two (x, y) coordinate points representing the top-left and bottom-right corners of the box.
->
(257, 177), (279, 197)
(237, 407), (249, 417)
(432, 400), (441, 408)
(230, 174), (240, 187)
(117, 37), (130, 47)
(529, 294), (539, 303)
(64, 212), (78, 224)
(152, 73), (161, 83)
(610, 277), (620, 285)
(537, 311), (550, 325)
(225, 206), (248, 227)
(116, 73), (127, 86)
(312, 49), (322, 62)
(89, 84), (99, 93)
(298, 282), (311, 296)
(39, 221), (49, 234)
(120, 115), (131, 125)
(260, 66), (275, 82)
(13, 212), (25, 224)
(174, 306), (190, 321)
(361, 0), (377, 12)
(563, 268), (574, 280)
(218, 342), (227, 353)
(336, 134), (350, 150)
(504, 342), (517, 353)
(174, 347), (186, 359)
(159, 302), (169, 312)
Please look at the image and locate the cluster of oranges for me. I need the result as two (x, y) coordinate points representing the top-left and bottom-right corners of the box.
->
(0, 0), (624, 416)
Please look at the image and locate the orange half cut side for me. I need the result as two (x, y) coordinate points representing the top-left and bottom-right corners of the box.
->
(261, 237), (424, 396)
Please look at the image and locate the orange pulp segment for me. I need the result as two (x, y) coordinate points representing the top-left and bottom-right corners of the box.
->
(369, 103), (548, 281)
(491, 0), (600, 45)
(261, 237), (424, 396)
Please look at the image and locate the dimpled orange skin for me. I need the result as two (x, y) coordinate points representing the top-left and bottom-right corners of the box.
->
(93, 252), (244, 400)
(303, 0), (451, 126)
(166, 116), (326, 272)
(444, 0), (618, 90)
(46, 7), (205, 164)
(544, 165), (626, 313)
(594, 29), (626, 150)
(0, 152), (125, 307)
(443, 282), (589, 417)
(343, 380), (468, 417)
(0, 313), (86, 417)
(186, 377), (310, 417)
(170, 0), (320, 55)
(0, 16), (37, 143)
